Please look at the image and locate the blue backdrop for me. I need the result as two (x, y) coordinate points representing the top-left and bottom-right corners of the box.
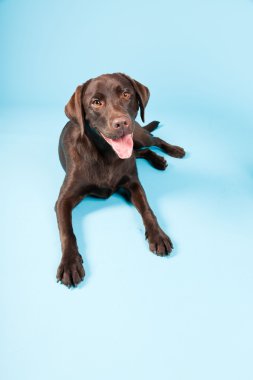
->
(1, 1), (253, 379)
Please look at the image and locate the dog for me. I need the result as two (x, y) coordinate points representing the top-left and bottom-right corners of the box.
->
(55, 73), (185, 287)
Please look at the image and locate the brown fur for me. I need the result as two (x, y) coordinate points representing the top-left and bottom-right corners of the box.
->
(55, 73), (185, 287)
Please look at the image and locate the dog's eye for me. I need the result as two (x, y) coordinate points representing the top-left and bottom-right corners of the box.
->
(122, 91), (131, 100)
(91, 99), (103, 108)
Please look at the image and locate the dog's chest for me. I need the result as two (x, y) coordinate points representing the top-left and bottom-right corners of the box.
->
(83, 159), (134, 198)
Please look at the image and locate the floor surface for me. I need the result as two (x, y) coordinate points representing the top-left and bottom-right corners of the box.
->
(1, 104), (253, 380)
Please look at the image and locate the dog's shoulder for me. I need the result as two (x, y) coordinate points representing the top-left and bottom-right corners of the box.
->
(60, 121), (82, 146)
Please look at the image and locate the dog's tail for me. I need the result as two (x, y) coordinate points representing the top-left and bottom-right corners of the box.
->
(143, 120), (160, 132)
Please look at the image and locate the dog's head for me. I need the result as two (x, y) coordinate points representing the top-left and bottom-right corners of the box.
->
(65, 73), (150, 159)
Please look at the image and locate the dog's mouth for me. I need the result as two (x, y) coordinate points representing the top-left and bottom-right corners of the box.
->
(100, 132), (133, 159)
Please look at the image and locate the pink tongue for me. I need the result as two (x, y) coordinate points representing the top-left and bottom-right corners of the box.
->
(101, 133), (133, 159)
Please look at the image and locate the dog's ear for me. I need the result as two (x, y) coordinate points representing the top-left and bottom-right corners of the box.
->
(65, 80), (91, 138)
(118, 73), (150, 122)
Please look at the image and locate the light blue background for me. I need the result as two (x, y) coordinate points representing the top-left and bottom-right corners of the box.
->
(1, 1), (253, 379)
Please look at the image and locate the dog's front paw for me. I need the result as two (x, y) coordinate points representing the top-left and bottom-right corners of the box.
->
(56, 253), (85, 287)
(146, 228), (173, 256)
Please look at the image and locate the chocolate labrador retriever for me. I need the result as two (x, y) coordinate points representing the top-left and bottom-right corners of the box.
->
(55, 73), (185, 287)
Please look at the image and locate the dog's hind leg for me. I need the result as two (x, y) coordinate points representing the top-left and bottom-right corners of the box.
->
(133, 122), (156, 149)
(143, 120), (160, 132)
(152, 137), (185, 158)
(135, 148), (168, 170)
(133, 122), (185, 159)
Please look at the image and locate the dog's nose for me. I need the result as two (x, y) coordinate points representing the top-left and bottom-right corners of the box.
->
(112, 116), (131, 129)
